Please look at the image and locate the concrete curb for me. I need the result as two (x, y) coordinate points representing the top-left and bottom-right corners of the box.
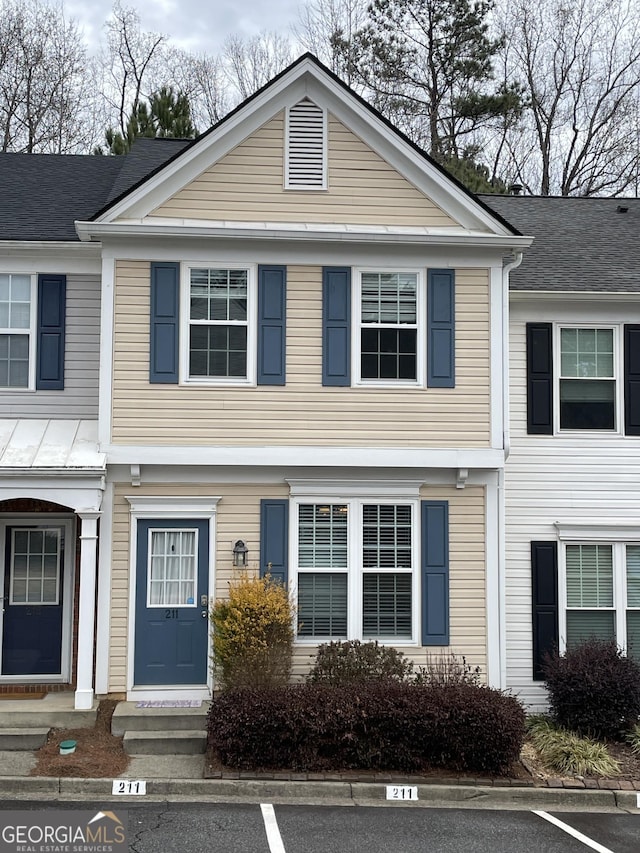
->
(0, 776), (637, 810)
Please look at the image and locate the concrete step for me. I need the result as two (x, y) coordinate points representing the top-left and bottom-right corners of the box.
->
(0, 728), (49, 750)
(0, 695), (96, 730)
(123, 729), (207, 755)
(111, 702), (209, 736)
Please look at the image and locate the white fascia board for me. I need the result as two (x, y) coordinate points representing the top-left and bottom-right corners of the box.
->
(510, 290), (640, 302)
(0, 241), (101, 273)
(86, 57), (521, 237)
(76, 219), (532, 250)
(103, 444), (505, 469)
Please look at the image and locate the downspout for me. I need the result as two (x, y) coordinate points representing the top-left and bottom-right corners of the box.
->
(498, 251), (523, 689)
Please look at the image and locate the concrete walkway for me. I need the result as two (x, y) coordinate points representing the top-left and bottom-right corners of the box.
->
(0, 752), (638, 811)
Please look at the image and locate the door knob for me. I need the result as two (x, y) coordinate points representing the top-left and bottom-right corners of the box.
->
(201, 610), (208, 619)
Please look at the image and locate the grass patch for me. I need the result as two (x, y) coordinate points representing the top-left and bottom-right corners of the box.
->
(526, 715), (620, 777)
(627, 723), (640, 756)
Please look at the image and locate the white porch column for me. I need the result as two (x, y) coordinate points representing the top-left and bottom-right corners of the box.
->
(75, 512), (100, 710)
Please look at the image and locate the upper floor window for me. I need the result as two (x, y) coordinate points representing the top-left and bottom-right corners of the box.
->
(559, 327), (616, 430)
(526, 322), (631, 435)
(183, 265), (256, 384)
(0, 273), (34, 389)
(355, 270), (424, 386)
(285, 99), (327, 190)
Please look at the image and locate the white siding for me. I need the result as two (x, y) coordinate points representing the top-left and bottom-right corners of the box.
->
(505, 298), (640, 709)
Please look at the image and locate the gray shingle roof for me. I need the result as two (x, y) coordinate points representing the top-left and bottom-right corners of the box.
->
(481, 194), (640, 293)
(0, 152), (123, 241)
(0, 139), (188, 242)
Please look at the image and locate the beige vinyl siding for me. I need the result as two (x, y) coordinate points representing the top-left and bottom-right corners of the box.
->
(108, 482), (486, 691)
(293, 484), (488, 681)
(108, 481), (288, 692)
(150, 113), (458, 228)
(111, 262), (491, 447)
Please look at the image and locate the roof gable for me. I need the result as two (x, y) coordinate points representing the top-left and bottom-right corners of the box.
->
(91, 54), (519, 240)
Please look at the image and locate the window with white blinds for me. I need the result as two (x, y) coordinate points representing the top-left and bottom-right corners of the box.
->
(564, 542), (640, 660)
(294, 499), (417, 642)
(285, 99), (327, 189)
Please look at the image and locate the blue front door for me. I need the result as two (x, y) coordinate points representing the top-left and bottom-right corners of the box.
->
(1, 525), (65, 676)
(134, 519), (209, 686)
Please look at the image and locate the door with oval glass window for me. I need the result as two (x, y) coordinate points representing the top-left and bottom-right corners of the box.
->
(134, 519), (209, 686)
(1, 525), (65, 676)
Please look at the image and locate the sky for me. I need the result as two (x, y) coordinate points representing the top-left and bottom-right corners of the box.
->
(61, 0), (304, 55)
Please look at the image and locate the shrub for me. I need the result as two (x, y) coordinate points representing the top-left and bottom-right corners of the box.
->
(542, 639), (640, 739)
(527, 716), (620, 777)
(210, 573), (294, 691)
(306, 639), (413, 685)
(627, 723), (640, 755)
(207, 681), (525, 775)
(413, 652), (482, 686)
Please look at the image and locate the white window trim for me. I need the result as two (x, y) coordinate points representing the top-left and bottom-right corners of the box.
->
(284, 101), (328, 191)
(290, 492), (421, 646)
(0, 272), (37, 391)
(352, 267), (425, 388)
(179, 262), (257, 386)
(554, 323), (622, 435)
(558, 539), (635, 654)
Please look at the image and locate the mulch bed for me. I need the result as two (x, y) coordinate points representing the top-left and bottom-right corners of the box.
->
(31, 699), (130, 778)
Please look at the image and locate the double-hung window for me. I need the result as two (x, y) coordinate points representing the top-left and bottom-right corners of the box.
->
(563, 542), (640, 660)
(294, 498), (418, 643)
(559, 327), (617, 430)
(355, 270), (424, 385)
(0, 273), (35, 389)
(186, 266), (254, 382)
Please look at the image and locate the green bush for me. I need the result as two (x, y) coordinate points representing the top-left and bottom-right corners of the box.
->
(306, 640), (413, 685)
(526, 716), (620, 777)
(210, 573), (294, 691)
(207, 681), (525, 775)
(543, 639), (640, 739)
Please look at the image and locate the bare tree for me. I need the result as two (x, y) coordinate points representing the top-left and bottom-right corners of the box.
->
(101, 2), (167, 138)
(294, 0), (369, 86)
(493, 0), (640, 195)
(0, 0), (96, 153)
(223, 32), (293, 101)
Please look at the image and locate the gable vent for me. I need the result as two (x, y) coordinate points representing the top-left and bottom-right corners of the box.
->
(285, 99), (326, 190)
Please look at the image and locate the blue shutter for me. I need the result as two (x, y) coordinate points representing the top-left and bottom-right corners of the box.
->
(260, 499), (289, 585)
(36, 274), (66, 390)
(421, 500), (449, 645)
(531, 541), (558, 680)
(322, 267), (351, 386)
(150, 262), (179, 384)
(526, 323), (553, 434)
(624, 325), (640, 436)
(257, 265), (286, 385)
(427, 269), (455, 388)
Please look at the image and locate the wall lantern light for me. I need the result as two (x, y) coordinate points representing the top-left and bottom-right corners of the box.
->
(233, 540), (248, 568)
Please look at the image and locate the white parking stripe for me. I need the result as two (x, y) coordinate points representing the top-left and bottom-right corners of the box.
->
(260, 803), (287, 853)
(534, 810), (616, 853)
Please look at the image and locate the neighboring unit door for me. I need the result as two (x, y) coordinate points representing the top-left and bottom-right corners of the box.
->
(1, 525), (65, 676)
(134, 519), (209, 686)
